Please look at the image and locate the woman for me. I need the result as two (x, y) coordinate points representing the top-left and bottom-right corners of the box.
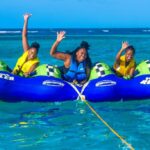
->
(50, 31), (92, 85)
(12, 14), (40, 77)
(113, 41), (136, 79)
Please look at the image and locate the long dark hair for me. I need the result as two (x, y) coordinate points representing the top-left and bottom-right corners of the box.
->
(69, 41), (92, 68)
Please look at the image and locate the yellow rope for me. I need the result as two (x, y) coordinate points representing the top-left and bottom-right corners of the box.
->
(68, 82), (134, 150)
(80, 95), (134, 150)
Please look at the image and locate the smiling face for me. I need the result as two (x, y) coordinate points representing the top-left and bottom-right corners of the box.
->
(125, 49), (134, 62)
(76, 48), (87, 63)
(28, 48), (38, 60)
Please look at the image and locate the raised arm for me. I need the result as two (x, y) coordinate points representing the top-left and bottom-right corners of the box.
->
(115, 41), (129, 64)
(50, 31), (70, 61)
(22, 13), (32, 52)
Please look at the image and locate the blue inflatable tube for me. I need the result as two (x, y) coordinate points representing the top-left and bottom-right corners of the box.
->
(82, 74), (150, 102)
(118, 75), (150, 100)
(82, 74), (121, 102)
(0, 71), (150, 102)
(0, 71), (78, 102)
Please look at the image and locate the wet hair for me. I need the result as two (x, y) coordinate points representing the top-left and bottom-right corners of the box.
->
(30, 42), (40, 53)
(125, 45), (135, 55)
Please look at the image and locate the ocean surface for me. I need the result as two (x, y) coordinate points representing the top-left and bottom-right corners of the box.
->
(0, 28), (150, 150)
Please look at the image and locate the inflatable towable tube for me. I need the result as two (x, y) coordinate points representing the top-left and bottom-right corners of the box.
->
(0, 60), (150, 102)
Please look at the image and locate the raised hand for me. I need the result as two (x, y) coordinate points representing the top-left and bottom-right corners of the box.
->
(56, 31), (66, 42)
(121, 41), (129, 50)
(23, 13), (32, 21)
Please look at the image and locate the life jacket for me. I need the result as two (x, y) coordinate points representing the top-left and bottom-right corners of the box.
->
(13, 51), (39, 76)
(63, 57), (87, 82)
(114, 55), (135, 76)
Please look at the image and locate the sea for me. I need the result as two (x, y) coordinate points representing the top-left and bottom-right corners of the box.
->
(0, 28), (150, 150)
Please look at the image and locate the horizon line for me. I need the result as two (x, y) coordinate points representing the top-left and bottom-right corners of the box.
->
(0, 27), (150, 30)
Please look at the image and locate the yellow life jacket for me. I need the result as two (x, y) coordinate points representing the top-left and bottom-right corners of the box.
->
(114, 55), (135, 76)
(13, 51), (39, 75)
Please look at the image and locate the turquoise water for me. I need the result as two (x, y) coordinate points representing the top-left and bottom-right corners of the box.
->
(0, 30), (150, 149)
(0, 100), (150, 149)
